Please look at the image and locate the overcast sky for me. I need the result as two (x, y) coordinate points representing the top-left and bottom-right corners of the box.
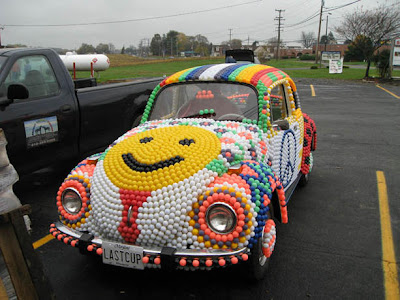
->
(0, 0), (396, 50)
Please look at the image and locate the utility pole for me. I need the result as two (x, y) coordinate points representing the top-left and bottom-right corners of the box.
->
(275, 9), (285, 60)
(315, 0), (324, 64)
(229, 29), (233, 48)
(248, 36), (250, 49)
(324, 13), (332, 52)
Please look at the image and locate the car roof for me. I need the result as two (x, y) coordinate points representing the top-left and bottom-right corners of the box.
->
(159, 63), (297, 92)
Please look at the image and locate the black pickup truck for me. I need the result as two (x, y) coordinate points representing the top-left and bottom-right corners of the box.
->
(0, 48), (161, 175)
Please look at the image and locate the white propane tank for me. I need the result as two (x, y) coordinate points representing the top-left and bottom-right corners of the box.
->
(59, 52), (110, 71)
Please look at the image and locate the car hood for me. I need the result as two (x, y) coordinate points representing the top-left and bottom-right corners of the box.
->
(58, 118), (270, 250)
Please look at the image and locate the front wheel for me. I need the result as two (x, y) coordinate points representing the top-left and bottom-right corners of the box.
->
(246, 217), (276, 280)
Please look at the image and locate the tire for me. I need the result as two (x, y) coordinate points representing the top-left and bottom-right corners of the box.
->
(246, 210), (274, 280)
(299, 172), (309, 187)
(247, 237), (271, 280)
(299, 152), (313, 187)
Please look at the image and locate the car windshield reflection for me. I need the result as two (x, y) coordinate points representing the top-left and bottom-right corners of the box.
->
(148, 82), (258, 121)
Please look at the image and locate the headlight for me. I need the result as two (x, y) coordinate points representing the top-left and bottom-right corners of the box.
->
(61, 188), (82, 215)
(206, 202), (237, 234)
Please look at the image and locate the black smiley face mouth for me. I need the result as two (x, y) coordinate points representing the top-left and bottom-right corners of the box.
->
(120, 137), (196, 172)
(122, 153), (184, 172)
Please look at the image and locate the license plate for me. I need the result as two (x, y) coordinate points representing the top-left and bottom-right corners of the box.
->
(102, 241), (144, 270)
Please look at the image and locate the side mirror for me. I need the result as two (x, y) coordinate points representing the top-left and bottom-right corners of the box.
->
(7, 84), (29, 101)
(272, 119), (290, 131)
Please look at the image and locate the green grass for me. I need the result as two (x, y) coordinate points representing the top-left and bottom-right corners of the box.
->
(70, 57), (399, 83)
(343, 61), (368, 66)
(262, 58), (316, 68)
(74, 58), (225, 83)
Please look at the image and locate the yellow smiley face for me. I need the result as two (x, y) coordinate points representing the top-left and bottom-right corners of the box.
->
(103, 125), (221, 191)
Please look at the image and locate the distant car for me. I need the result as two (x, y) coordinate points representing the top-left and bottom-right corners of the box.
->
(50, 62), (317, 279)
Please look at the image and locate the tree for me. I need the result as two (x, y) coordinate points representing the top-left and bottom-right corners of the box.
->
(125, 45), (137, 55)
(150, 34), (162, 56)
(320, 31), (336, 44)
(344, 35), (373, 62)
(177, 33), (190, 53)
(266, 37), (285, 57)
(121, 46), (125, 54)
(335, 4), (400, 77)
(108, 43), (116, 54)
(221, 39), (242, 50)
(374, 49), (391, 79)
(252, 41), (259, 51)
(230, 39), (242, 49)
(191, 34), (210, 56)
(300, 31), (315, 49)
(77, 43), (95, 54)
(166, 30), (179, 56)
(96, 43), (110, 54)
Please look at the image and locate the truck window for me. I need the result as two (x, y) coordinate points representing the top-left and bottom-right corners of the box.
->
(0, 55), (60, 100)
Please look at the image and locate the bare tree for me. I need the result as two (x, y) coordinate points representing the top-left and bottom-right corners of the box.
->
(335, 4), (400, 77)
(300, 31), (315, 49)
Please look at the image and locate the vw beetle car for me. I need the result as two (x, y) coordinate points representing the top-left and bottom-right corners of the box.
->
(50, 63), (317, 279)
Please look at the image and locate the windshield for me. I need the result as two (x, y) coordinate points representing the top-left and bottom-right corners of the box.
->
(148, 82), (258, 122)
(0, 57), (8, 71)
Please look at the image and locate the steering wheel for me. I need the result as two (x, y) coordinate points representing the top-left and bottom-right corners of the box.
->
(218, 114), (245, 121)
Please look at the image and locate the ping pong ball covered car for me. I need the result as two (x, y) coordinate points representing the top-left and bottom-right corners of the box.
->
(50, 63), (317, 279)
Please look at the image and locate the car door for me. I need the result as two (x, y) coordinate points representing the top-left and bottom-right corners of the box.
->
(0, 52), (79, 174)
(268, 81), (303, 190)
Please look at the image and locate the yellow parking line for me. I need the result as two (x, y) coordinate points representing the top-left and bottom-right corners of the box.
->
(310, 85), (316, 97)
(376, 84), (400, 99)
(376, 171), (400, 300)
(32, 234), (54, 250)
(0, 277), (7, 299)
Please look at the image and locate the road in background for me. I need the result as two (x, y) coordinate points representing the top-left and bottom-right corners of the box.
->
(13, 79), (400, 299)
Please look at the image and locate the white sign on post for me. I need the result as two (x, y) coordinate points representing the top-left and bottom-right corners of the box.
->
(393, 38), (400, 67)
(329, 58), (344, 74)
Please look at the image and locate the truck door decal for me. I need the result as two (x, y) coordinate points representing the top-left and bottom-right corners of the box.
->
(24, 116), (59, 148)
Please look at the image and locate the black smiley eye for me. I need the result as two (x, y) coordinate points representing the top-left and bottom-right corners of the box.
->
(140, 137), (153, 144)
(179, 138), (195, 146)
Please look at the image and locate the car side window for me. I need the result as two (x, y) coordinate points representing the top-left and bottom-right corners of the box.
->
(1, 55), (60, 100)
(270, 84), (289, 122)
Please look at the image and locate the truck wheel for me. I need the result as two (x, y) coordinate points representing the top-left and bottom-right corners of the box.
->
(246, 212), (276, 280)
(131, 114), (143, 128)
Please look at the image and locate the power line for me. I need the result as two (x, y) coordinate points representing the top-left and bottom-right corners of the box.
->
(3, 0), (262, 27)
(324, 0), (361, 11)
(286, 10), (320, 28)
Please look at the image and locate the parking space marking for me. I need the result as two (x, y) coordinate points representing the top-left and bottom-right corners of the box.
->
(376, 171), (400, 300)
(376, 85), (400, 99)
(310, 85), (316, 97)
(33, 234), (54, 250)
(0, 278), (7, 299)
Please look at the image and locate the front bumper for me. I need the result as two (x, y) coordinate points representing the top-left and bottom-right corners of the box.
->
(50, 221), (250, 270)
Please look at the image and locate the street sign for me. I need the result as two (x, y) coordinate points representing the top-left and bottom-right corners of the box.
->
(322, 51), (341, 61)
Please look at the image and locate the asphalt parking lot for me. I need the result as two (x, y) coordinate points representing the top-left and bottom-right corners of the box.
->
(13, 78), (400, 299)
